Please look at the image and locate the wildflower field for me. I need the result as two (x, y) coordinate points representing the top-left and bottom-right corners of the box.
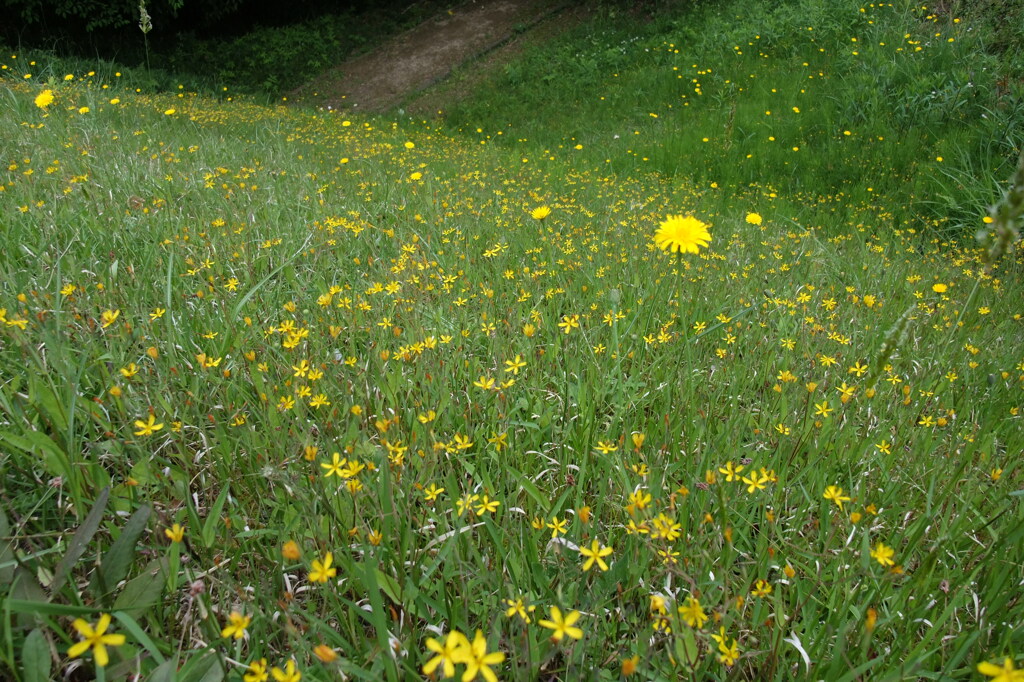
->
(2, 0), (1023, 679)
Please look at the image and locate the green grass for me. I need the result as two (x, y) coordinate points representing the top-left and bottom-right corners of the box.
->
(1, 0), (1023, 679)
(427, 0), (1024, 239)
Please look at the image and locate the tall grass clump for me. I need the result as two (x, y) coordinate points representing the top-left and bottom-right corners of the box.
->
(1, 8), (1023, 681)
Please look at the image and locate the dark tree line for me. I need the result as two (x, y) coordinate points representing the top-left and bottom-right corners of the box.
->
(1, 0), (432, 45)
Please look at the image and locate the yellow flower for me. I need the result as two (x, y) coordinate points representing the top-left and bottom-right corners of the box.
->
(977, 657), (1024, 681)
(473, 376), (496, 390)
(531, 205), (551, 220)
(504, 354), (526, 374)
(503, 597), (535, 623)
(677, 596), (708, 628)
(281, 541), (301, 560)
(34, 89), (54, 109)
(221, 611), (251, 639)
(133, 413), (164, 436)
(309, 552), (337, 583)
(870, 542), (895, 567)
(313, 644), (338, 663)
(164, 523), (185, 543)
(546, 516), (568, 538)
(321, 452), (347, 478)
(460, 629), (505, 682)
(932, 283), (948, 293)
(78, 106), (90, 115)
(579, 539), (613, 571)
(538, 607), (583, 641)
(164, 108), (176, 115)
(745, 212), (762, 225)
(422, 630), (469, 678)
(100, 309), (120, 328)
(67, 614), (126, 667)
(653, 215), (711, 254)
(823, 485), (851, 510)
(474, 495), (500, 515)
(244, 658), (269, 682)
(270, 659), (301, 682)
(719, 461), (744, 482)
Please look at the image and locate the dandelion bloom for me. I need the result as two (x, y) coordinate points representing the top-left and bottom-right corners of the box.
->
(67, 614), (125, 667)
(653, 215), (711, 254)
(531, 205), (551, 220)
(34, 89), (54, 109)
(870, 542), (896, 567)
(745, 212), (763, 225)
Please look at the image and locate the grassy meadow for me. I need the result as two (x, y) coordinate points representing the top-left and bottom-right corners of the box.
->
(2, 0), (1024, 679)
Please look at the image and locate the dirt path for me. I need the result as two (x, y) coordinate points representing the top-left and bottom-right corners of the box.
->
(297, 0), (566, 112)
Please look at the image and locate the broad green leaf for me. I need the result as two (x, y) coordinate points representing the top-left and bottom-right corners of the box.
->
(96, 504), (151, 598)
(201, 485), (230, 549)
(362, 562), (399, 682)
(676, 627), (698, 667)
(22, 628), (51, 682)
(374, 568), (401, 605)
(52, 486), (110, 593)
(11, 567), (48, 628)
(148, 657), (181, 682)
(179, 649), (225, 682)
(0, 430), (69, 483)
(113, 557), (168, 614)
(29, 375), (68, 433)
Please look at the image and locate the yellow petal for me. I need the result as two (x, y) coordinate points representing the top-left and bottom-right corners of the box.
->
(67, 640), (92, 659)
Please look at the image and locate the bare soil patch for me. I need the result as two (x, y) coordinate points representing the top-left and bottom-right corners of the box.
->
(296, 0), (569, 113)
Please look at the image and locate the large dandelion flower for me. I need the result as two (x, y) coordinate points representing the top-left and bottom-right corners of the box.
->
(34, 89), (54, 109)
(653, 215), (711, 254)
